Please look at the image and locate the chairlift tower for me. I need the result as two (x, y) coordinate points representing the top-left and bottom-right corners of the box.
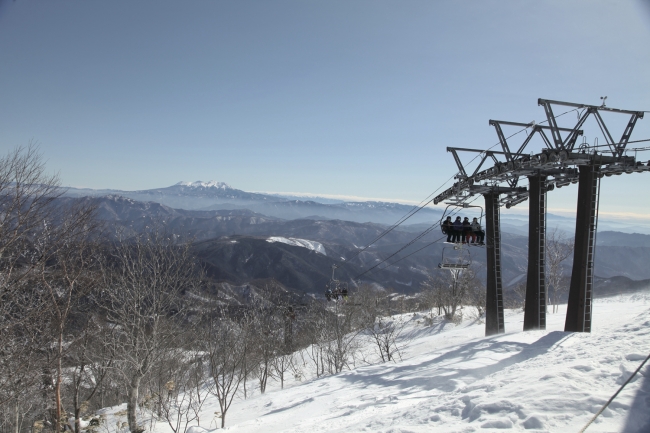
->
(435, 98), (646, 334)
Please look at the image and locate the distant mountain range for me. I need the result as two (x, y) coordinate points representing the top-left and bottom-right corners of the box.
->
(56, 180), (650, 296)
(77, 194), (437, 292)
(61, 193), (650, 295)
(63, 181), (445, 226)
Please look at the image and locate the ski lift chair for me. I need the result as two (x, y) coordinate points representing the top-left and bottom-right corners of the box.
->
(439, 203), (485, 247)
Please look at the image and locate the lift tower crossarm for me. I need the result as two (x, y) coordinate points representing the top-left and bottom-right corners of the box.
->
(616, 112), (643, 157)
(538, 98), (645, 157)
(489, 120), (583, 156)
(489, 120), (582, 131)
(491, 121), (514, 160)
(537, 98), (645, 116)
(447, 147), (520, 180)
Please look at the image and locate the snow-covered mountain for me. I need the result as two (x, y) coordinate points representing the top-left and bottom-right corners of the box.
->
(175, 181), (231, 189)
(96, 292), (650, 432)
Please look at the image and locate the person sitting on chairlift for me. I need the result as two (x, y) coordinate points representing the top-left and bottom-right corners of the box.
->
(442, 216), (453, 242)
(342, 286), (348, 299)
(325, 287), (333, 301)
(471, 217), (485, 245)
(452, 216), (463, 243)
(462, 217), (472, 244)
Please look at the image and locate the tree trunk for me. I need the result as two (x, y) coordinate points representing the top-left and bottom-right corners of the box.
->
(243, 377), (247, 399)
(127, 375), (142, 433)
(73, 388), (80, 433)
(55, 334), (63, 433)
(15, 399), (19, 433)
(259, 365), (268, 394)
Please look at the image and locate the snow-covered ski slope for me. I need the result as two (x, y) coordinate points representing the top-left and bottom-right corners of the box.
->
(101, 294), (650, 432)
(266, 237), (327, 255)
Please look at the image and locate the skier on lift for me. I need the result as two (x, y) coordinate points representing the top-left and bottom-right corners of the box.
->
(452, 216), (463, 243)
(442, 216), (453, 242)
(462, 217), (472, 244)
(471, 217), (485, 245)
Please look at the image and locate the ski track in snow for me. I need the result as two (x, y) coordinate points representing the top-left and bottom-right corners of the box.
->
(98, 294), (650, 433)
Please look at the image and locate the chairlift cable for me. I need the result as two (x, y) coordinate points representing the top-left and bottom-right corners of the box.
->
(380, 196), (483, 270)
(354, 198), (478, 279)
(345, 178), (455, 263)
(575, 138), (650, 151)
(579, 350), (650, 433)
(349, 108), (579, 265)
(351, 108), (578, 279)
(353, 221), (442, 279)
(380, 234), (448, 270)
(625, 138), (650, 145)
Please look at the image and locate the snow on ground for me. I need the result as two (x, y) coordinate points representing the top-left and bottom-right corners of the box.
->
(100, 293), (650, 433)
(266, 237), (327, 255)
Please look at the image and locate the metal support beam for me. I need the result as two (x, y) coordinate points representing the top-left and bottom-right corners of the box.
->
(538, 98), (644, 154)
(484, 191), (505, 336)
(565, 165), (601, 332)
(523, 174), (547, 330)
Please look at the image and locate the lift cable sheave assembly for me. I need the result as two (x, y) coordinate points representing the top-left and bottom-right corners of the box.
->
(434, 100), (647, 208)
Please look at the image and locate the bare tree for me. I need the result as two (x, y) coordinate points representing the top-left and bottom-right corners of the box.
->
(245, 284), (291, 394)
(269, 306), (299, 390)
(0, 144), (65, 409)
(202, 313), (247, 429)
(464, 274), (486, 321)
(353, 284), (390, 327)
(37, 204), (100, 433)
(301, 301), (330, 378)
(65, 318), (115, 433)
(249, 304), (281, 395)
(102, 229), (200, 433)
(271, 352), (295, 390)
(155, 351), (208, 433)
(366, 315), (410, 363)
(421, 268), (481, 322)
(508, 280), (527, 310)
(322, 299), (364, 374)
(546, 228), (574, 313)
(421, 272), (459, 321)
(354, 285), (411, 363)
(0, 144), (107, 433)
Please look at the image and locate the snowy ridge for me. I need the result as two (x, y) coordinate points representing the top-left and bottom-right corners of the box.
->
(97, 294), (650, 432)
(175, 180), (231, 189)
(266, 237), (327, 255)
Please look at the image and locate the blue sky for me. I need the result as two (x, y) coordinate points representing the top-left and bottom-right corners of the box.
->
(1, 1), (649, 218)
